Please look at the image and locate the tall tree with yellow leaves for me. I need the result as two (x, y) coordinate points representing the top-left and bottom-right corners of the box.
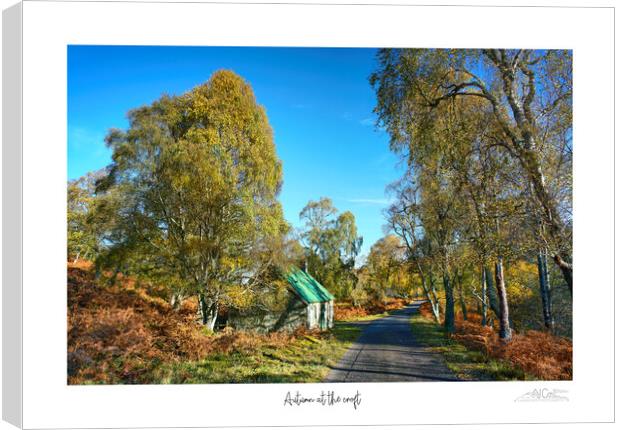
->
(95, 70), (287, 329)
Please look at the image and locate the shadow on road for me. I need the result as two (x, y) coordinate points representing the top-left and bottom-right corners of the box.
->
(325, 301), (460, 383)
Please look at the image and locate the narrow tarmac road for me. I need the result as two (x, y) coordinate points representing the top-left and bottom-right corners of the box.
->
(325, 301), (459, 383)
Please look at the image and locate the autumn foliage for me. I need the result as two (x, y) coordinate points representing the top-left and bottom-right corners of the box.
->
(68, 261), (301, 384)
(334, 298), (408, 321)
(419, 302), (572, 380)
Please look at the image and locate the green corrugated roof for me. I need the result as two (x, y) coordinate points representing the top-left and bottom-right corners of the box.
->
(285, 267), (335, 303)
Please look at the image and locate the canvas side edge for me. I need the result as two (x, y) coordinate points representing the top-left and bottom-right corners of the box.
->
(2, 2), (23, 429)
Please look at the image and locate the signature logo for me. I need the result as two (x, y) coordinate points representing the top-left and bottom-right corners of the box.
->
(515, 388), (569, 402)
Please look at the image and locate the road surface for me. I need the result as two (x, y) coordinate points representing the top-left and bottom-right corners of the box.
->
(325, 301), (459, 382)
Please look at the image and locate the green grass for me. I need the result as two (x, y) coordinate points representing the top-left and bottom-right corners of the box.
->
(153, 322), (362, 384)
(339, 312), (391, 323)
(410, 313), (532, 381)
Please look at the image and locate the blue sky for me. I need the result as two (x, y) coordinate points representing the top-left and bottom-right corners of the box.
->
(68, 46), (405, 258)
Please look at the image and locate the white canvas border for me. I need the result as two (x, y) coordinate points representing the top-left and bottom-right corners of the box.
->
(9, 1), (614, 428)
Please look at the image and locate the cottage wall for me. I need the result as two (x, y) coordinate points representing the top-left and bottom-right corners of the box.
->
(306, 302), (320, 329)
(327, 300), (334, 328)
(228, 297), (307, 333)
(229, 291), (334, 332)
(306, 301), (335, 330)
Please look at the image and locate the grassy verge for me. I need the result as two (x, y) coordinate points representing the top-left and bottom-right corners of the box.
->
(338, 311), (392, 323)
(410, 313), (533, 381)
(153, 322), (362, 384)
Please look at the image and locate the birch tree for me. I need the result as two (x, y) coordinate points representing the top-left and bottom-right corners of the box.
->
(95, 70), (287, 329)
(370, 48), (573, 294)
(299, 197), (363, 299)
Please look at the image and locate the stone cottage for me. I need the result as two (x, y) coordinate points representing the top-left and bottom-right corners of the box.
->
(228, 267), (335, 332)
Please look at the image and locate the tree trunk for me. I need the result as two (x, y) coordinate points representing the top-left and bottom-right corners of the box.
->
(484, 266), (500, 319)
(494, 258), (512, 341)
(459, 286), (468, 321)
(537, 250), (554, 330)
(443, 272), (455, 333)
(553, 254), (573, 295)
(454, 271), (467, 321)
(429, 274), (441, 320)
(480, 265), (488, 326)
(170, 292), (184, 311)
(198, 293), (219, 330)
(418, 269), (440, 323)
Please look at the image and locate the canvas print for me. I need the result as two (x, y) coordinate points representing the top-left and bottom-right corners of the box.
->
(67, 47), (572, 385)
